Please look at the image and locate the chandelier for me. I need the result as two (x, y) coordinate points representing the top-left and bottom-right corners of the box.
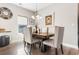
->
(31, 3), (41, 20)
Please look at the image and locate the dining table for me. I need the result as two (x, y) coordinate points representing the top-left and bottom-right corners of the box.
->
(32, 32), (54, 52)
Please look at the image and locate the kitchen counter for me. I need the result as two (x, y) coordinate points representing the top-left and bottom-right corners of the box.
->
(0, 31), (11, 33)
(0, 31), (12, 44)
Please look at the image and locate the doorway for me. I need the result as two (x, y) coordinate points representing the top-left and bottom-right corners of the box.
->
(17, 15), (28, 42)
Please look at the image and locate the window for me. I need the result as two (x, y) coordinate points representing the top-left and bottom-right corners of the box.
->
(17, 16), (28, 33)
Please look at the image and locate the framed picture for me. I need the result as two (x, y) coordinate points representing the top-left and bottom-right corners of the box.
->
(45, 15), (52, 25)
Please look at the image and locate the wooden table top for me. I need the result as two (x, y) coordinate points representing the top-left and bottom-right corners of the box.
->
(32, 32), (54, 37)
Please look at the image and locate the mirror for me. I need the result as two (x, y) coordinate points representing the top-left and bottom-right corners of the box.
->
(0, 7), (13, 19)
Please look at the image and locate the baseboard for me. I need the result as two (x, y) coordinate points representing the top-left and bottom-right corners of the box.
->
(62, 43), (78, 50)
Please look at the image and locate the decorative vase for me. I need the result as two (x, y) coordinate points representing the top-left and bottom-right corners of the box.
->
(35, 25), (38, 33)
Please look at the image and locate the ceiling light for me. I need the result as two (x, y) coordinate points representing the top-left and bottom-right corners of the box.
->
(31, 3), (41, 20)
(31, 15), (35, 19)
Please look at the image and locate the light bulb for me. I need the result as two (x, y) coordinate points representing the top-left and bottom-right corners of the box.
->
(39, 16), (42, 19)
(31, 16), (35, 19)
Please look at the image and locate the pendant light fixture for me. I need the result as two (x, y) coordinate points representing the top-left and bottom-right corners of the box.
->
(31, 3), (41, 20)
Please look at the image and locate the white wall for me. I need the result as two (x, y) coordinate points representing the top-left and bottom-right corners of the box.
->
(0, 3), (34, 43)
(17, 16), (28, 25)
(38, 3), (78, 48)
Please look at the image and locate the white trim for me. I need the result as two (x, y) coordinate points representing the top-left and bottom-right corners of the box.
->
(62, 43), (78, 50)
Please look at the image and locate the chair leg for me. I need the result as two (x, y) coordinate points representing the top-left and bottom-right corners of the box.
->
(61, 44), (64, 54)
(39, 42), (41, 48)
(55, 48), (58, 55)
(29, 44), (32, 55)
(23, 41), (30, 55)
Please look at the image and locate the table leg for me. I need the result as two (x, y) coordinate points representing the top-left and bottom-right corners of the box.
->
(40, 42), (49, 52)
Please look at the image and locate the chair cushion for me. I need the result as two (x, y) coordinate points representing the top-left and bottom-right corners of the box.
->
(49, 36), (55, 40)
(43, 39), (54, 47)
(32, 39), (42, 44)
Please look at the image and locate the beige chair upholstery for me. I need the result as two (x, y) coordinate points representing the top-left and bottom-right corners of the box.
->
(23, 27), (41, 55)
(43, 26), (64, 54)
(24, 27), (32, 44)
(24, 27), (41, 44)
(54, 26), (64, 48)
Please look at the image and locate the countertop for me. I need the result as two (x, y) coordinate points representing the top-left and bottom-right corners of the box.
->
(0, 31), (11, 33)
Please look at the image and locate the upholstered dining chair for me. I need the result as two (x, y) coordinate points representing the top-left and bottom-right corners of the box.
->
(23, 27), (41, 55)
(43, 26), (64, 55)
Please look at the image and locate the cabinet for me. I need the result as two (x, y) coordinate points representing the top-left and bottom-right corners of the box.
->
(0, 31), (11, 47)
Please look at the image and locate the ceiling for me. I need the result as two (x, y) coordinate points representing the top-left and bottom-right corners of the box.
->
(14, 3), (52, 12)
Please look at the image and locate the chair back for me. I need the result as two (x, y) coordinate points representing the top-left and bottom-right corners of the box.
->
(54, 26), (64, 48)
(24, 27), (32, 44)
